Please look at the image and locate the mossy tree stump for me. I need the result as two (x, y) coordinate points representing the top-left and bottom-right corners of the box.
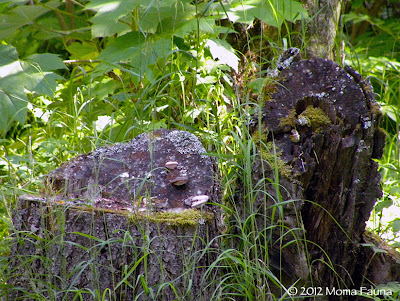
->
(8, 129), (220, 301)
(246, 52), (399, 298)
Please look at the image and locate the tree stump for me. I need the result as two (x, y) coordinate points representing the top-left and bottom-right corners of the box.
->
(247, 52), (399, 298)
(8, 129), (220, 301)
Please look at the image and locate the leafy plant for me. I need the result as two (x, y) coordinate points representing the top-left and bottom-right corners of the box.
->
(0, 45), (66, 134)
(2, 0), (400, 299)
(343, 1), (400, 250)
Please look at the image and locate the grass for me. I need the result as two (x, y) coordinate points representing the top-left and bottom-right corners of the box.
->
(347, 54), (400, 251)
(3, 87), (400, 300)
(2, 58), (399, 301)
(1, 97), (304, 300)
(1, 1), (400, 300)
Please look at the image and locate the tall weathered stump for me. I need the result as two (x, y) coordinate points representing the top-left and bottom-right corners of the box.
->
(246, 54), (399, 299)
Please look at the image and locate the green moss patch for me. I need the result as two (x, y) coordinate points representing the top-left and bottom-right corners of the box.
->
(131, 209), (214, 227)
(252, 130), (292, 178)
(261, 78), (279, 102)
(298, 106), (332, 130)
(279, 109), (297, 129)
(259, 148), (292, 178)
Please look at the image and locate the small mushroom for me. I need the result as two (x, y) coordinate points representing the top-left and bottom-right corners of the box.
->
(289, 128), (300, 143)
(191, 195), (209, 208)
(165, 161), (179, 169)
(170, 175), (189, 186)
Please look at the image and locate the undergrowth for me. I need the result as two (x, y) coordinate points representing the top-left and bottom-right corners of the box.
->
(1, 0), (400, 300)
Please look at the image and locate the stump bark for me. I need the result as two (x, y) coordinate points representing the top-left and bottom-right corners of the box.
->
(8, 129), (220, 301)
(247, 53), (399, 298)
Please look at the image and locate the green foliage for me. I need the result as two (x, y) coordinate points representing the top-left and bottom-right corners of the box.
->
(343, 1), (400, 251)
(0, 0), (309, 298)
(0, 0), (309, 136)
(0, 1), (62, 40)
(207, 127), (300, 300)
(0, 45), (66, 132)
(221, 0), (308, 26)
(1, 0), (400, 299)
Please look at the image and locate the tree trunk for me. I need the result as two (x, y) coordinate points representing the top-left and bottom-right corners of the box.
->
(7, 129), (220, 301)
(245, 52), (399, 299)
(297, 0), (344, 60)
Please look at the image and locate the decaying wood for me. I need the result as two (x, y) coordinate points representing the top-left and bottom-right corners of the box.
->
(246, 53), (399, 298)
(9, 196), (217, 301)
(8, 129), (220, 301)
(46, 129), (218, 212)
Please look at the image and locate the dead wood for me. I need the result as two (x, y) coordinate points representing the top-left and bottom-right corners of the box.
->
(245, 53), (399, 299)
(8, 129), (220, 301)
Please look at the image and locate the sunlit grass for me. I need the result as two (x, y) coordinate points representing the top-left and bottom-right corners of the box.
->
(1, 0), (400, 300)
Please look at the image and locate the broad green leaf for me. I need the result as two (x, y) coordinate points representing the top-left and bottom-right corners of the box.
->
(97, 32), (172, 80)
(139, 0), (195, 33)
(0, 3), (9, 13)
(276, 0), (308, 23)
(255, 0), (308, 26)
(224, 3), (256, 24)
(0, 45), (66, 133)
(21, 69), (64, 96)
(247, 78), (265, 94)
(91, 19), (130, 38)
(67, 42), (99, 60)
(390, 218), (400, 233)
(0, 90), (28, 130)
(173, 18), (215, 38)
(374, 198), (393, 212)
(86, 0), (143, 37)
(98, 31), (146, 63)
(87, 79), (118, 101)
(86, 0), (142, 16)
(381, 104), (399, 123)
(25, 53), (67, 72)
(252, 3), (280, 27)
(222, 0), (307, 27)
(0, 44), (18, 66)
(144, 2), (197, 35)
(389, 186), (400, 196)
(19, 54), (65, 96)
(0, 1), (61, 40)
(198, 18), (218, 34)
(0, 59), (23, 78)
(0, 7), (42, 40)
(64, 31), (93, 43)
(96, 31), (146, 80)
(0, 0), (27, 4)
(206, 39), (239, 72)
